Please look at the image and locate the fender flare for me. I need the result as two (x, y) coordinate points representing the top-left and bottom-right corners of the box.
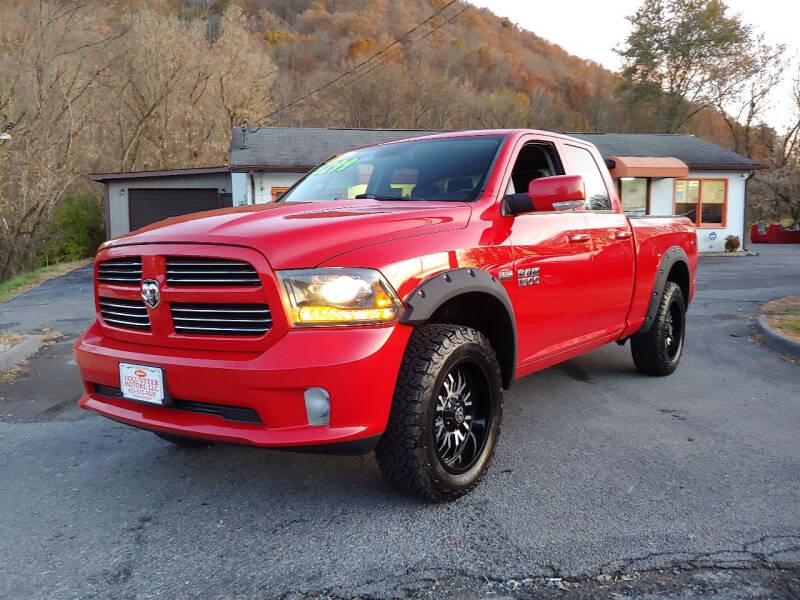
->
(400, 267), (517, 388)
(637, 245), (690, 334)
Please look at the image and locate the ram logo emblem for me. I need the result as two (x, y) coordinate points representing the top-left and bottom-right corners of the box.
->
(141, 280), (161, 308)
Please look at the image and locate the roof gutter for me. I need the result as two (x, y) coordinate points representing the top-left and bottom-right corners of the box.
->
(686, 163), (768, 171)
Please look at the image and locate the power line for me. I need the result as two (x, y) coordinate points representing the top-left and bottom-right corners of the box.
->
(248, 0), (463, 128)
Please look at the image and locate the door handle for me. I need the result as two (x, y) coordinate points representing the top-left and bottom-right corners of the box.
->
(568, 233), (590, 243)
(614, 230), (633, 240)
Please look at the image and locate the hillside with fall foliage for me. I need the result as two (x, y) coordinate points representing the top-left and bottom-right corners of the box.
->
(0, 0), (784, 279)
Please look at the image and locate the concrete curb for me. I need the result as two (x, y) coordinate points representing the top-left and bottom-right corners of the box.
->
(755, 315), (800, 359)
(0, 335), (42, 371)
(699, 250), (759, 257)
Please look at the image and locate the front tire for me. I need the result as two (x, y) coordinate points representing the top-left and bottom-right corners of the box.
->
(631, 281), (686, 376)
(375, 324), (503, 502)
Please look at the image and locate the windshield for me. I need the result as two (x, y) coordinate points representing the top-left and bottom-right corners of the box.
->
(279, 135), (506, 203)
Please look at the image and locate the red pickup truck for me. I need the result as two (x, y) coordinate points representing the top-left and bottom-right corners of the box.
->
(76, 130), (697, 501)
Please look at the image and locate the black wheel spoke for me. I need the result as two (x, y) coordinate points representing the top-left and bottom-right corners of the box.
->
(433, 360), (492, 474)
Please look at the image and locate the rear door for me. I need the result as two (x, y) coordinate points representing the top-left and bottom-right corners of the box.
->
(128, 188), (223, 231)
(505, 136), (596, 364)
(563, 144), (635, 339)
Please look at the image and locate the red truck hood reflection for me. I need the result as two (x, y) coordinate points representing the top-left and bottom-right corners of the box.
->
(107, 200), (472, 268)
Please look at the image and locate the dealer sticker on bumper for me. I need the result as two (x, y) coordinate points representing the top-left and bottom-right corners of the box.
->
(119, 363), (166, 405)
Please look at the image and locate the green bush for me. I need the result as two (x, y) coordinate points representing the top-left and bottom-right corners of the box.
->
(38, 192), (105, 265)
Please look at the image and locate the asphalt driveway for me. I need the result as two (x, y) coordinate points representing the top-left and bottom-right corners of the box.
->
(0, 246), (798, 599)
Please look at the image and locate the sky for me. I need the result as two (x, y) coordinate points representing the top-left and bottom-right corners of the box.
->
(470, 0), (799, 130)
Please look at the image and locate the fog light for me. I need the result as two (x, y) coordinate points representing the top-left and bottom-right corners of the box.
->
(304, 387), (330, 426)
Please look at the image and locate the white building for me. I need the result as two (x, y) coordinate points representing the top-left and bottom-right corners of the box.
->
(573, 133), (764, 252)
(92, 128), (765, 252)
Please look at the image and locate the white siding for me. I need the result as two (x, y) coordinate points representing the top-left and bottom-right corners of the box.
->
(250, 171), (307, 204)
(648, 177), (675, 216)
(645, 170), (747, 252)
(231, 172), (248, 207)
(688, 170), (746, 252)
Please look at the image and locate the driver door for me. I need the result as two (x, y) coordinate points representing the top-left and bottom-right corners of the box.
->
(506, 138), (596, 365)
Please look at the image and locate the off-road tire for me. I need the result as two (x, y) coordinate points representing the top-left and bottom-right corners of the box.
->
(154, 432), (211, 447)
(631, 281), (686, 376)
(375, 324), (503, 502)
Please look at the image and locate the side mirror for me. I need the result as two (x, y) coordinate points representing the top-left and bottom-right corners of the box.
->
(503, 175), (586, 215)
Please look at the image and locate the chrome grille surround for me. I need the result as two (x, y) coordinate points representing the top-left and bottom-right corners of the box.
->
(97, 257), (142, 285)
(165, 257), (261, 287)
(99, 297), (151, 331)
(170, 303), (272, 336)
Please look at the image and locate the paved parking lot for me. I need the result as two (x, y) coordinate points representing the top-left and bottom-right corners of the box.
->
(1, 246), (798, 599)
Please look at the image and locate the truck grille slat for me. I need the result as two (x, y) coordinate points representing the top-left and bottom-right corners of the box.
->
(166, 257), (260, 286)
(99, 297), (151, 331)
(171, 306), (270, 314)
(98, 257), (142, 285)
(170, 303), (271, 336)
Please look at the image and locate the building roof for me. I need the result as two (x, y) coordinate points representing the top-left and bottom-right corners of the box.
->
(88, 166), (230, 182)
(569, 133), (765, 171)
(229, 127), (765, 173)
(229, 127), (440, 171)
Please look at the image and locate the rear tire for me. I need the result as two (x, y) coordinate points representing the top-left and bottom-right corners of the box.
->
(375, 324), (503, 502)
(631, 281), (686, 376)
(154, 432), (211, 447)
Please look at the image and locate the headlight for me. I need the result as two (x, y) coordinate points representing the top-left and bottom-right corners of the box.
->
(277, 268), (403, 327)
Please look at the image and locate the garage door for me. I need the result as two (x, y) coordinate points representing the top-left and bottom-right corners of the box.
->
(128, 188), (228, 231)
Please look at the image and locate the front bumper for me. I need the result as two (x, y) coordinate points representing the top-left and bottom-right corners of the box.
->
(75, 321), (412, 448)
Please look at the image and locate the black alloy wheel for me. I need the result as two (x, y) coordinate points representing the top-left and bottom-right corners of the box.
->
(433, 360), (492, 474)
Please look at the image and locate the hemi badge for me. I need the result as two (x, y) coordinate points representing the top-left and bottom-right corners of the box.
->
(498, 269), (513, 282)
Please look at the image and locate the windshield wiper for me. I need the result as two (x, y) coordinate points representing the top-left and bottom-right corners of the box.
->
(355, 193), (421, 201)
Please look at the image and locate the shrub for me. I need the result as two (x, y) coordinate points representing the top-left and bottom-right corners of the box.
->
(724, 235), (741, 252)
(38, 192), (105, 265)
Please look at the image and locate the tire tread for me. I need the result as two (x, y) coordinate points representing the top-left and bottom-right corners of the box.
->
(375, 324), (502, 502)
(631, 281), (684, 376)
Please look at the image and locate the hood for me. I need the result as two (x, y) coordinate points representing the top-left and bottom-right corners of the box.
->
(106, 200), (472, 268)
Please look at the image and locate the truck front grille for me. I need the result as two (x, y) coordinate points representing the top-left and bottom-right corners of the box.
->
(97, 257), (142, 285)
(166, 257), (261, 287)
(170, 303), (272, 336)
(99, 297), (151, 331)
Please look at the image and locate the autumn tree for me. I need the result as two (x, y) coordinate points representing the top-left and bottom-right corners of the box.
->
(709, 37), (786, 158)
(0, 0), (117, 279)
(617, 0), (751, 133)
(104, 3), (275, 172)
(750, 68), (800, 223)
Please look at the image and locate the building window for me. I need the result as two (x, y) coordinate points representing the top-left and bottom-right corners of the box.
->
(674, 178), (727, 227)
(619, 177), (649, 216)
(271, 187), (288, 202)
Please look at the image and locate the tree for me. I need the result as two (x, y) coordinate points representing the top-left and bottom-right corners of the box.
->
(0, 0), (118, 280)
(750, 67), (800, 223)
(710, 37), (786, 158)
(617, 0), (751, 133)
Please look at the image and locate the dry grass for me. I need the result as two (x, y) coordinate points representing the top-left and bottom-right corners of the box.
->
(0, 259), (92, 303)
(761, 295), (800, 343)
(0, 362), (28, 384)
(0, 332), (25, 352)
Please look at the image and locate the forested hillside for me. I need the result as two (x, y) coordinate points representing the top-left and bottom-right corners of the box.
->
(0, 0), (795, 280)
